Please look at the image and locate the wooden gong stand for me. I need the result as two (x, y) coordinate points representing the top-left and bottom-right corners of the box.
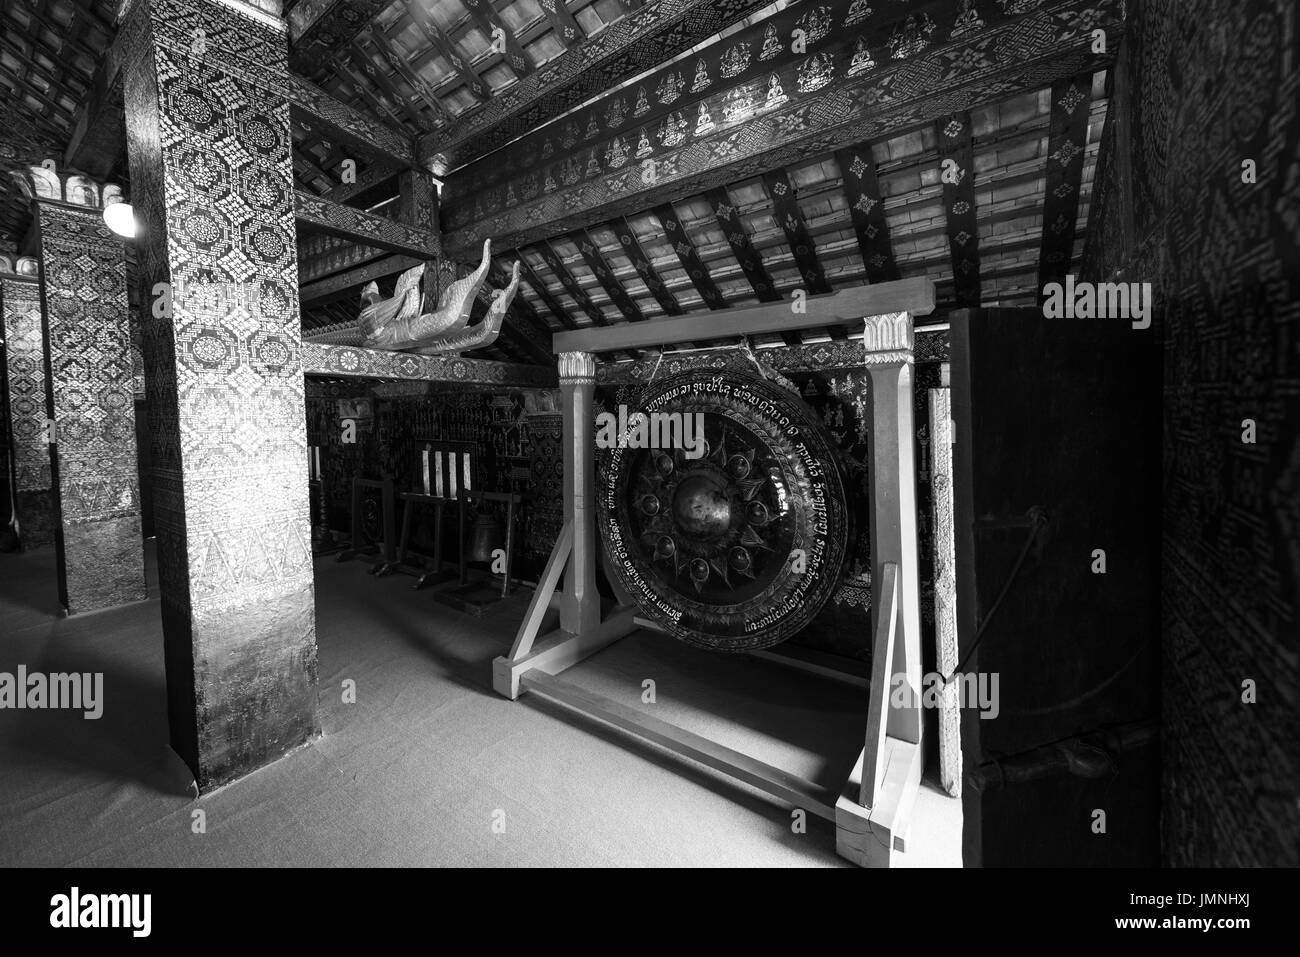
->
(492, 280), (934, 867)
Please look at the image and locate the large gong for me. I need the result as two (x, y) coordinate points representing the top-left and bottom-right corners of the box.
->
(599, 369), (850, 652)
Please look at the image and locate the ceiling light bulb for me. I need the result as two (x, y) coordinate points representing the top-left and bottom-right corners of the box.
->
(103, 202), (137, 238)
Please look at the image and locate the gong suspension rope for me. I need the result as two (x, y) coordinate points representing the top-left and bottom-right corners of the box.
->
(941, 506), (1048, 686)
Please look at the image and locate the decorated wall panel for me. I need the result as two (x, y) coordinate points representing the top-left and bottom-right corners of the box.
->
(1081, 0), (1300, 866)
(34, 202), (146, 612)
(1, 273), (54, 546)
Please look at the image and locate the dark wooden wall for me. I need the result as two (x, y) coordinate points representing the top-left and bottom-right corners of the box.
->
(1081, 0), (1300, 866)
(952, 308), (1162, 867)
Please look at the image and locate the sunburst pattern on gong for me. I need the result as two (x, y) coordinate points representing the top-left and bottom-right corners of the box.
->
(632, 427), (784, 593)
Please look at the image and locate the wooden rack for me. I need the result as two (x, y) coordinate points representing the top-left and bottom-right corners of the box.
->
(492, 280), (932, 867)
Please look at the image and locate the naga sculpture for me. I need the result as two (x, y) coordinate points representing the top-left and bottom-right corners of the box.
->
(305, 238), (521, 355)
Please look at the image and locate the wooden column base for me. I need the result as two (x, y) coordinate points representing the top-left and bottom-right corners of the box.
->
(835, 737), (923, 867)
(493, 607), (638, 700)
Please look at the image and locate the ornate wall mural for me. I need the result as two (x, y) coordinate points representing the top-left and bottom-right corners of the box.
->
(1083, 0), (1300, 867)
(23, 185), (146, 612)
(0, 263), (54, 547)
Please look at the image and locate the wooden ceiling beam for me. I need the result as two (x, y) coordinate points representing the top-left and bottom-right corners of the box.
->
(300, 253), (426, 306)
(835, 144), (901, 284)
(441, 0), (1122, 257)
(346, 39), (435, 133)
(536, 0), (585, 48)
(552, 279), (935, 354)
(420, 0), (773, 170)
(704, 187), (793, 344)
(288, 0), (397, 74)
(934, 111), (981, 308)
(461, 0), (535, 78)
(607, 217), (682, 316)
(365, 22), (452, 126)
(1036, 72), (1093, 296)
(302, 341), (558, 386)
(286, 71), (418, 169)
(515, 255), (582, 335)
(652, 203), (726, 309)
(294, 190), (441, 257)
(535, 240), (610, 327)
(407, 1), (491, 103)
(569, 228), (645, 323)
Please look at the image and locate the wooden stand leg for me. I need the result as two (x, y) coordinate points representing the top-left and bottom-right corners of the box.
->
(337, 476), (364, 562)
(413, 500), (449, 589)
(493, 352), (632, 699)
(369, 478), (397, 575)
(834, 313), (925, 868)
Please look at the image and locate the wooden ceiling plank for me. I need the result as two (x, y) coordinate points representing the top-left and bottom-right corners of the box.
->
(365, 23), (452, 126)
(346, 38), (435, 133)
(288, 0), (398, 74)
(652, 202), (727, 310)
(569, 227), (645, 323)
(536, 0), (585, 49)
(517, 255), (581, 331)
(329, 65), (412, 132)
(408, 1), (492, 102)
(536, 239), (609, 327)
(609, 216), (682, 316)
(703, 186), (798, 343)
(461, 0), (535, 78)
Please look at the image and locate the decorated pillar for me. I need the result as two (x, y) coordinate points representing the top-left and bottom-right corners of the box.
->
(863, 313), (922, 746)
(557, 351), (600, 635)
(120, 0), (318, 789)
(1, 255), (55, 548)
(14, 168), (147, 610)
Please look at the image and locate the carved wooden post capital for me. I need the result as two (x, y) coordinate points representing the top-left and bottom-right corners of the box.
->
(862, 312), (914, 365)
(558, 351), (597, 384)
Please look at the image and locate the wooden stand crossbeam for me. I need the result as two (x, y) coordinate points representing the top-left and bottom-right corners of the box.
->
(523, 669), (839, 821)
(494, 298), (931, 868)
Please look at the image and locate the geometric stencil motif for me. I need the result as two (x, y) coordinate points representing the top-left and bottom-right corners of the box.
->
(121, 0), (318, 790)
(1, 275), (54, 545)
(34, 200), (146, 610)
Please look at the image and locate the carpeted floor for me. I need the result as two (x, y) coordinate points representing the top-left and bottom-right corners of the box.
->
(0, 543), (960, 867)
